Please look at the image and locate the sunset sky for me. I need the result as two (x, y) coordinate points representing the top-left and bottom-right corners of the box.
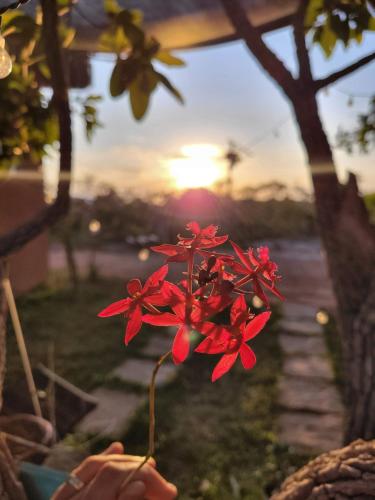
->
(45, 26), (375, 199)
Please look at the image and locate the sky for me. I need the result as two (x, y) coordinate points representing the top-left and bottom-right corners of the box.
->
(45, 25), (375, 200)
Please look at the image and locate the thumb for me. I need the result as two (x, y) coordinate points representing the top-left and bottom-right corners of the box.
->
(101, 441), (124, 455)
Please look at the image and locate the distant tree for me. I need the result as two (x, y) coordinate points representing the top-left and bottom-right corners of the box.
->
(337, 95), (375, 153)
(221, 0), (375, 441)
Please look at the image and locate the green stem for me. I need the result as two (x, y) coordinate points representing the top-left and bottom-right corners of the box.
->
(120, 350), (171, 490)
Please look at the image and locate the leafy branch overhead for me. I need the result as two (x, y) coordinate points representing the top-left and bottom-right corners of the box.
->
(337, 96), (375, 153)
(102, 0), (185, 120)
(305, 0), (375, 57)
(0, 7), (74, 169)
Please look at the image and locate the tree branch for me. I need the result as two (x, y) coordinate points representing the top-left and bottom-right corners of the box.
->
(316, 52), (375, 90)
(0, 0), (72, 258)
(293, 0), (313, 83)
(220, 0), (296, 98)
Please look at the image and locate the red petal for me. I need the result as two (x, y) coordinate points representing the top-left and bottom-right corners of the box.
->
(166, 252), (189, 263)
(211, 353), (238, 382)
(191, 294), (232, 322)
(230, 261), (251, 276)
(172, 325), (190, 364)
(124, 305), (143, 345)
(200, 235), (228, 248)
(127, 279), (142, 296)
(98, 298), (132, 317)
(143, 264), (168, 292)
(142, 312), (181, 326)
(253, 277), (270, 308)
(248, 248), (260, 267)
(186, 221), (200, 235)
(195, 336), (227, 354)
(150, 244), (181, 257)
(230, 295), (247, 327)
(240, 344), (256, 370)
(230, 241), (252, 270)
(195, 322), (231, 342)
(258, 277), (285, 301)
(200, 224), (218, 238)
(244, 311), (271, 341)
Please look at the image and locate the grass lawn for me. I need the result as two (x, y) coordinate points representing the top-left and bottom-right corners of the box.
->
(5, 277), (149, 390)
(6, 277), (309, 498)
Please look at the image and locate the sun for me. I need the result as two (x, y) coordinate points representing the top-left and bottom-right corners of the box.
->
(168, 143), (224, 189)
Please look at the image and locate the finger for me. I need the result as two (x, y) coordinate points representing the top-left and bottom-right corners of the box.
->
(119, 480), (146, 500)
(51, 455), (155, 500)
(125, 464), (177, 500)
(81, 461), (140, 500)
(101, 442), (124, 455)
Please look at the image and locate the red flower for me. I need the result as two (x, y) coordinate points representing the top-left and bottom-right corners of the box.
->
(98, 265), (169, 345)
(230, 241), (284, 307)
(195, 295), (271, 382)
(143, 283), (232, 364)
(151, 221), (228, 262)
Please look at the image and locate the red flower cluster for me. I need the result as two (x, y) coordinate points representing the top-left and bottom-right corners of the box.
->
(99, 222), (284, 381)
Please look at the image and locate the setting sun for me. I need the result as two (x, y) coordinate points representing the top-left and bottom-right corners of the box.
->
(168, 143), (224, 189)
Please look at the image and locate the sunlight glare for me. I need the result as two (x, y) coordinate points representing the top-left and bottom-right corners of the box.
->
(169, 143), (224, 189)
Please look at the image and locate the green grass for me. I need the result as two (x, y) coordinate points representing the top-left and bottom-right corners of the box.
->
(93, 309), (309, 499)
(5, 277), (150, 391)
(6, 278), (308, 498)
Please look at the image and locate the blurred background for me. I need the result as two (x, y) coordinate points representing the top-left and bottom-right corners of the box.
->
(0, 0), (374, 498)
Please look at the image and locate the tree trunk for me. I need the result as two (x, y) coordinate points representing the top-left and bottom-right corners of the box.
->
(271, 439), (375, 499)
(291, 89), (375, 442)
(62, 234), (79, 288)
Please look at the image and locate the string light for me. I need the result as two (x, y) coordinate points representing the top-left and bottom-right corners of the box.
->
(0, 35), (12, 79)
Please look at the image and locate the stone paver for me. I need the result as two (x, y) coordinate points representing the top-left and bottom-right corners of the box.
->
(112, 359), (177, 387)
(278, 376), (343, 414)
(279, 412), (343, 453)
(76, 388), (144, 437)
(280, 318), (322, 336)
(279, 333), (327, 356)
(283, 355), (334, 381)
(142, 335), (173, 358)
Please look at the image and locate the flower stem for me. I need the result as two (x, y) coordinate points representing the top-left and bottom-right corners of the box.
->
(187, 250), (194, 296)
(120, 350), (172, 490)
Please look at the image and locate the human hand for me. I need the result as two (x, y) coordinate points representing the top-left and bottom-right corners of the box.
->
(52, 442), (177, 500)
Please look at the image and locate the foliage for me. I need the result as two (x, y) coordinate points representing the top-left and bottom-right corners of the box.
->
(102, 0), (184, 120)
(0, 9), (57, 168)
(337, 96), (375, 153)
(305, 0), (375, 57)
(5, 278), (150, 390)
(0, 6), (92, 168)
(0, 0), (184, 167)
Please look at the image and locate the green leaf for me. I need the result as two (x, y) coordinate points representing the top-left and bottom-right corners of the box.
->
(129, 77), (150, 120)
(117, 11), (145, 48)
(110, 58), (140, 97)
(319, 23), (337, 58)
(104, 0), (121, 16)
(304, 0), (324, 29)
(155, 50), (185, 66)
(38, 62), (51, 80)
(100, 25), (129, 54)
(155, 71), (184, 103)
(368, 16), (375, 31)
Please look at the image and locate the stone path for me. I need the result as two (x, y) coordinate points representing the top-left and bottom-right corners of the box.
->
(277, 301), (344, 454)
(76, 333), (177, 437)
